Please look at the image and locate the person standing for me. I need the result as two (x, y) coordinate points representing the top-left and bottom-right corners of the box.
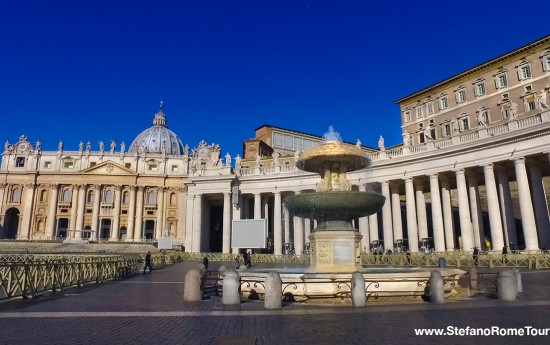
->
(143, 251), (153, 274)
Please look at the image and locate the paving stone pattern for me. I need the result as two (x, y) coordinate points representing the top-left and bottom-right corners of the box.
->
(1, 262), (549, 345)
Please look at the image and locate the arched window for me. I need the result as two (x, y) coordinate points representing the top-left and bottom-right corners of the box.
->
(62, 189), (71, 202)
(104, 190), (113, 203)
(122, 191), (130, 204)
(11, 187), (21, 203)
(39, 189), (47, 202)
(147, 191), (157, 204)
(87, 191), (95, 203)
(169, 192), (176, 205)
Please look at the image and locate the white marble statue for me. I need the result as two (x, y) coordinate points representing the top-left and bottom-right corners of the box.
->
(509, 102), (518, 119)
(225, 152), (231, 167)
(378, 136), (385, 151)
(537, 90), (548, 110)
(272, 150), (280, 167)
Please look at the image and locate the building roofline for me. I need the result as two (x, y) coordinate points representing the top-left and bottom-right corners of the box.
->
(394, 34), (550, 104)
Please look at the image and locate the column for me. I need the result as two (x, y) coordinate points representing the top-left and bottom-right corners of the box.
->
(368, 214), (379, 245)
(176, 188), (186, 242)
(184, 194), (194, 251)
(254, 193), (262, 219)
(155, 187), (165, 239)
(358, 185), (370, 252)
(91, 185), (101, 241)
(69, 185), (79, 234)
(529, 163), (550, 248)
(0, 184), (5, 236)
(390, 182), (403, 245)
(47, 184), (59, 238)
(273, 191), (283, 255)
(455, 169), (474, 251)
(381, 181), (393, 252)
(429, 174), (445, 252)
(404, 178), (418, 252)
(293, 190), (304, 255)
(440, 176), (455, 250)
(283, 204), (290, 245)
(222, 191), (232, 253)
(111, 186), (122, 240)
(19, 183), (37, 239)
(415, 181), (428, 241)
(483, 164), (504, 251)
(192, 194), (203, 252)
(513, 158), (539, 251)
(496, 169), (517, 248)
(127, 186), (137, 240)
(467, 173), (484, 249)
(74, 184), (87, 239)
(232, 191), (242, 255)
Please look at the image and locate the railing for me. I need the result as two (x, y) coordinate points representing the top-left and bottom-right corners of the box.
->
(0, 252), (182, 301)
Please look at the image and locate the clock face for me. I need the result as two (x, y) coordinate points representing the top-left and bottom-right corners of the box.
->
(20, 144), (27, 150)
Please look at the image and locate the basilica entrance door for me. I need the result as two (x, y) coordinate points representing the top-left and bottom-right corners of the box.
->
(3, 208), (20, 239)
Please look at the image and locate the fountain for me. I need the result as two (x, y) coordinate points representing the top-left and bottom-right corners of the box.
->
(236, 127), (465, 304)
(284, 126), (385, 273)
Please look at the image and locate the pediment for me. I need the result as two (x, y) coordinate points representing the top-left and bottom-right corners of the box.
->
(81, 161), (137, 176)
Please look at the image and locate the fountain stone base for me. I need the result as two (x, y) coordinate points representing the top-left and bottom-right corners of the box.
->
(309, 229), (363, 273)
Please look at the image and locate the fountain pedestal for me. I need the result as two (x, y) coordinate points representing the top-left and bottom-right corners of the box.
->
(309, 230), (363, 273)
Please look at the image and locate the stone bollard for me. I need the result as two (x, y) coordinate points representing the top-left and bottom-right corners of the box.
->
(351, 272), (366, 307)
(512, 269), (523, 293)
(222, 270), (241, 305)
(497, 270), (518, 301)
(468, 267), (478, 292)
(429, 270), (444, 304)
(264, 271), (283, 309)
(183, 267), (203, 301)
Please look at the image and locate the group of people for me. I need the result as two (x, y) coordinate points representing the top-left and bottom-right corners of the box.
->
(235, 250), (252, 269)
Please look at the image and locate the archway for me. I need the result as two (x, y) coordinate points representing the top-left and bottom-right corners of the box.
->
(3, 208), (20, 239)
(100, 219), (111, 239)
(57, 218), (69, 238)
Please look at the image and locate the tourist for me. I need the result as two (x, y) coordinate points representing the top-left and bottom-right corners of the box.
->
(143, 251), (153, 274)
(472, 247), (479, 266)
(502, 246), (508, 264)
(246, 250), (252, 268)
(203, 256), (209, 270)
(234, 255), (240, 269)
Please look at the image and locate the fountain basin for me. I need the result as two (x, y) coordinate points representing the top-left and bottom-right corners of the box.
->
(284, 191), (385, 223)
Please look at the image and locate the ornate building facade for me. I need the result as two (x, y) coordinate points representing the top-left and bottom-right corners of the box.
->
(1, 35), (550, 254)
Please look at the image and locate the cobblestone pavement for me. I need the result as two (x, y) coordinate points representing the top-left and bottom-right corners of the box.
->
(1, 261), (549, 345)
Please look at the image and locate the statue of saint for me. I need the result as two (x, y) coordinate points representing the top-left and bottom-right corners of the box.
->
(509, 102), (518, 119)
(423, 128), (432, 140)
(255, 153), (261, 167)
(477, 111), (488, 127)
(378, 136), (385, 151)
(110, 140), (116, 153)
(225, 152), (231, 167)
(120, 141), (126, 153)
(235, 154), (241, 168)
(79, 141), (84, 152)
(86, 141), (91, 152)
(4, 140), (9, 152)
(294, 150), (301, 163)
(402, 132), (410, 146)
(356, 139), (361, 148)
(451, 118), (460, 133)
(58, 140), (63, 151)
(99, 141), (105, 152)
(272, 150), (280, 167)
(35, 140), (41, 152)
(537, 90), (548, 110)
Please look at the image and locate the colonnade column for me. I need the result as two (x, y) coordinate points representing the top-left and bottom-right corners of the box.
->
(47, 184), (59, 238)
(390, 183), (403, 246)
(127, 186), (137, 240)
(293, 190), (304, 255)
(381, 181), (393, 252)
(176, 188), (186, 242)
(467, 173), (484, 249)
(415, 181), (428, 241)
(19, 183), (36, 239)
(74, 184), (87, 239)
(529, 163), (550, 248)
(440, 176), (455, 250)
(496, 169), (517, 248)
(273, 191), (282, 255)
(254, 193), (262, 219)
(404, 178), (418, 252)
(368, 214), (379, 246)
(283, 205), (290, 247)
(184, 195), (194, 251)
(69, 185), (79, 233)
(155, 187), (165, 239)
(192, 194), (203, 252)
(231, 192), (242, 255)
(513, 158), (539, 251)
(358, 184), (370, 252)
(222, 192), (232, 253)
(429, 174), (445, 252)
(111, 186), (122, 240)
(91, 185), (101, 241)
(483, 164), (504, 251)
(133, 187), (144, 241)
(455, 169), (474, 251)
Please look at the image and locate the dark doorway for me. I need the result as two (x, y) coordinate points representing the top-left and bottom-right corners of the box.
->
(3, 207), (20, 239)
(209, 206), (223, 252)
(144, 220), (155, 239)
(100, 219), (111, 239)
(57, 218), (69, 238)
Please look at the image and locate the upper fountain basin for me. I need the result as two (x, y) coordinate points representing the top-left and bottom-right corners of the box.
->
(296, 141), (370, 174)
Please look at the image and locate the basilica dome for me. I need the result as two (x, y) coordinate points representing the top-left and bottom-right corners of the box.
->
(129, 105), (185, 155)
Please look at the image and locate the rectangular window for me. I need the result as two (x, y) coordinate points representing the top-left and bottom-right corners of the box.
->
(404, 111), (411, 123)
(283, 135), (293, 149)
(543, 56), (550, 71)
(426, 102), (434, 115)
(148, 164), (158, 171)
(44, 161), (51, 168)
(459, 118), (469, 131)
(528, 100), (536, 111)
(501, 106), (510, 119)
(474, 83), (485, 96)
(518, 65), (531, 80)
(90, 162), (96, 167)
(415, 106), (423, 119)
(439, 96), (448, 110)
(496, 74), (507, 88)
(442, 123), (451, 137)
(15, 157), (25, 167)
(63, 161), (74, 169)
(125, 163), (131, 168)
(456, 89), (466, 103)
(171, 165), (178, 172)
(273, 132), (284, 147)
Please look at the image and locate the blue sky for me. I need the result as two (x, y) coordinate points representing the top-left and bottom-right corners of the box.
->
(1, 0), (548, 157)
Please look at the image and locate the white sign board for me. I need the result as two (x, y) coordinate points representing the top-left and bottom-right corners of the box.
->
(157, 237), (173, 249)
(232, 219), (267, 248)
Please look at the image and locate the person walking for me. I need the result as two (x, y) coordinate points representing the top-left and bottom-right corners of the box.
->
(202, 256), (209, 270)
(143, 251), (153, 274)
(472, 247), (479, 266)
